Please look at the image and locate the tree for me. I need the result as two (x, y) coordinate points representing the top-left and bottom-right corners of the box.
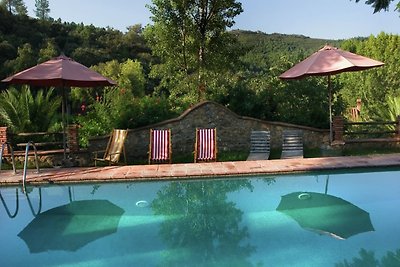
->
(354, 0), (400, 13)
(0, 0), (27, 15)
(34, 0), (50, 20)
(339, 33), (400, 120)
(90, 59), (146, 97)
(38, 38), (58, 63)
(145, 0), (243, 102)
(4, 43), (36, 73)
(151, 179), (256, 266)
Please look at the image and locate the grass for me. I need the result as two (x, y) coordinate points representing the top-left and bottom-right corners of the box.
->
(342, 146), (400, 156)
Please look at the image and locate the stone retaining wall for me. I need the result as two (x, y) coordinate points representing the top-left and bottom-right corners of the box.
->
(89, 101), (329, 162)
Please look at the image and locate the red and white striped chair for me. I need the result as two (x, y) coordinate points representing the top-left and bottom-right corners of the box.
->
(148, 129), (172, 164)
(194, 128), (217, 162)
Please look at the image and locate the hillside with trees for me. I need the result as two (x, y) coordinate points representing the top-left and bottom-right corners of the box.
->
(0, 1), (399, 146)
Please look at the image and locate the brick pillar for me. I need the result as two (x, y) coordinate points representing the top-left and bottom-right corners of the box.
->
(67, 124), (79, 153)
(0, 127), (9, 154)
(332, 116), (344, 142)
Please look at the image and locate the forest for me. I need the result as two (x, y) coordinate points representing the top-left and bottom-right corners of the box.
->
(0, 1), (399, 146)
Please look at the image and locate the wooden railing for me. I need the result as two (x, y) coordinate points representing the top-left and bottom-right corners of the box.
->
(333, 116), (400, 144)
(0, 125), (80, 154)
(11, 131), (64, 150)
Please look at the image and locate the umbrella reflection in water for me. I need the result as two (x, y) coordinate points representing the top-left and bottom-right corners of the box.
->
(18, 199), (124, 253)
(276, 177), (374, 240)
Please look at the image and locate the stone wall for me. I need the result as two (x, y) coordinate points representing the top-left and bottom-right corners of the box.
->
(89, 101), (329, 162)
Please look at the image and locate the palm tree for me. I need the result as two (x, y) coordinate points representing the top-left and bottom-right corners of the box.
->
(0, 86), (61, 133)
(371, 95), (400, 132)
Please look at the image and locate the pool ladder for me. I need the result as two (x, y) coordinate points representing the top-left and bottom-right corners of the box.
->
(0, 187), (42, 218)
(1, 141), (40, 192)
(1, 142), (42, 217)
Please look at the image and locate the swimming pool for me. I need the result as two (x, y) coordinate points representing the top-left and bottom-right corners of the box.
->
(1, 168), (400, 266)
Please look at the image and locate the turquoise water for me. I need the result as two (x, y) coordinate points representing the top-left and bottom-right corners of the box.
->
(1, 168), (400, 267)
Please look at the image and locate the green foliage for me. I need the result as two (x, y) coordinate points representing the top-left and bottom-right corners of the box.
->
(4, 43), (36, 72)
(90, 59), (146, 97)
(2, 5), (400, 138)
(71, 58), (147, 119)
(0, 11), (151, 79)
(354, 0), (399, 13)
(128, 95), (178, 128)
(76, 88), (177, 147)
(0, 86), (61, 133)
(152, 179), (255, 266)
(335, 249), (378, 267)
(75, 86), (133, 146)
(38, 38), (58, 62)
(336, 248), (400, 267)
(75, 101), (114, 147)
(381, 249), (400, 266)
(371, 95), (400, 122)
(145, 0), (243, 102)
(339, 33), (400, 120)
(216, 44), (337, 128)
(234, 31), (341, 59)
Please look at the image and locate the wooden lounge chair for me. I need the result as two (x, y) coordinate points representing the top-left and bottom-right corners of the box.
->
(281, 130), (303, 159)
(247, 130), (271, 160)
(93, 129), (128, 166)
(148, 129), (172, 164)
(194, 128), (217, 162)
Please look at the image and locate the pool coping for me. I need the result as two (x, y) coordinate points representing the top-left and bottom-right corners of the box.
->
(1, 153), (399, 186)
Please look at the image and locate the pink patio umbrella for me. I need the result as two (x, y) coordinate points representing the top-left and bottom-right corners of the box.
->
(279, 45), (384, 143)
(2, 55), (117, 159)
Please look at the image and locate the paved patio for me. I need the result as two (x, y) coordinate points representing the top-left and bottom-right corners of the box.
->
(1, 153), (399, 186)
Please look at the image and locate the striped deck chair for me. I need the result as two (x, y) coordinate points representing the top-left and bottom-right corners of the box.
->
(94, 129), (128, 166)
(149, 129), (172, 164)
(194, 128), (217, 162)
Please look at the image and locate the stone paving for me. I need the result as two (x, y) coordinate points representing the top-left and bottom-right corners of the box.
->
(1, 154), (400, 186)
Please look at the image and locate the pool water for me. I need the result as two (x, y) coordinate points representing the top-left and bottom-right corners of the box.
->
(1, 168), (400, 267)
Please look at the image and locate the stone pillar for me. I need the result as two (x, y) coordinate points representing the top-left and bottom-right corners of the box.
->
(332, 116), (344, 143)
(67, 124), (79, 153)
(0, 127), (9, 154)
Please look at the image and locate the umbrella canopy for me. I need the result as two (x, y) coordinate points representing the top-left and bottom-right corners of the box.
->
(276, 191), (374, 240)
(279, 45), (384, 79)
(1, 55), (117, 159)
(2, 55), (117, 87)
(18, 199), (124, 253)
(279, 45), (384, 143)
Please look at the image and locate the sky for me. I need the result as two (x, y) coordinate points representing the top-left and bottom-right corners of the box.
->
(24, 0), (400, 40)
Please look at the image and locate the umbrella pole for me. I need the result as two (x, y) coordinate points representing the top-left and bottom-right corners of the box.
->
(328, 76), (333, 144)
(61, 88), (67, 160)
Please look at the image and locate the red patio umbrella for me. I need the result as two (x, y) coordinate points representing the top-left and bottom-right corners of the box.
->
(2, 55), (117, 159)
(279, 45), (384, 143)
